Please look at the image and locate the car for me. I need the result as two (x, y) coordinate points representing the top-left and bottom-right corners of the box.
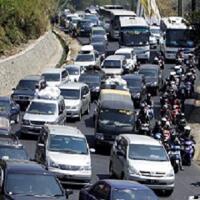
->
(101, 55), (127, 76)
(84, 14), (100, 26)
(110, 134), (175, 196)
(90, 26), (107, 41)
(138, 64), (162, 95)
(0, 96), (20, 123)
(0, 135), (29, 160)
(76, 19), (95, 36)
(68, 16), (81, 36)
(21, 87), (66, 136)
(92, 42), (107, 62)
(90, 35), (108, 46)
(59, 82), (90, 120)
(122, 74), (146, 107)
(0, 159), (71, 199)
(11, 75), (46, 110)
(35, 124), (94, 185)
(64, 64), (85, 82)
(79, 179), (159, 200)
(115, 48), (137, 72)
(79, 71), (103, 100)
(42, 68), (69, 87)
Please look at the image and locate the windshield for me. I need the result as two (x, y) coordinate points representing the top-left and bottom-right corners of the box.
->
(60, 89), (80, 100)
(42, 73), (60, 82)
(103, 60), (121, 69)
(166, 29), (194, 48)
(76, 54), (94, 62)
(139, 69), (157, 77)
(125, 78), (142, 88)
(92, 36), (105, 43)
(99, 108), (134, 126)
(16, 80), (37, 90)
(0, 102), (9, 112)
(27, 102), (56, 115)
(79, 75), (100, 83)
(93, 30), (106, 35)
(116, 53), (131, 59)
(79, 21), (93, 28)
(0, 147), (28, 160)
(66, 67), (80, 75)
(121, 26), (150, 46)
(129, 144), (168, 161)
(48, 134), (88, 154)
(112, 189), (157, 200)
(6, 174), (63, 197)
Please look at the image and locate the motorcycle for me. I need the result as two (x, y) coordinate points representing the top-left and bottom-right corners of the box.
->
(185, 81), (193, 98)
(138, 123), (151, 136)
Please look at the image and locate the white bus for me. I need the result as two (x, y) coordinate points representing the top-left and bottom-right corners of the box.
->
(119, 16), (150, 61)
(160, 17), (195, 60)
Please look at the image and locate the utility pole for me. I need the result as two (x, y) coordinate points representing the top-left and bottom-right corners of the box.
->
(178, 0), (183, 16)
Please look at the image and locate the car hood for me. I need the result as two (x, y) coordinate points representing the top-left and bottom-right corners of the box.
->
(23, 113), (57, 122)
(13, 89), (35, 96)
(8, 195), (65, 200)
(46, 81), (61, 87)
(74, 61), (95, 67)
(64, 99), (81, 107)
(47, 151), (91, 166)
(129, 159), (172, 174)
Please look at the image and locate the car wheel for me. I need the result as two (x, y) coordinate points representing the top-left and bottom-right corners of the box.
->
(15, 114), (20, 123)
(163, 189), (173, 197)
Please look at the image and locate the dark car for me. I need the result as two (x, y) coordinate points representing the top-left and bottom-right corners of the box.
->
(0, 135), (29, 160)
(11, 75), (46, 110)
(0, 160), (72, 199)
(122, 74), (146, 107)
(76, 19), (94, 36)
(138, 64), (162, 96)
(79, 179), (158, 200)
(79, 71), (104, 100)
(92, 42), (107, 62)
(0, 96), (20, 123)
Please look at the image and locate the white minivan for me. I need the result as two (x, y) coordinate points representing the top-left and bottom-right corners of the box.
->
(110, 134), (175, 196)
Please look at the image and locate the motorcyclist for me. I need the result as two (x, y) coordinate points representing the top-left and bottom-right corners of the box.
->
(136, 103), (150, 129)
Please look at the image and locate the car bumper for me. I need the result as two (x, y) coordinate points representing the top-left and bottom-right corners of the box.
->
(127, 174), (175, 190)
(48, 168), (91, 185)
(21, 125), (43, 135)
(66, 110), (80, 118)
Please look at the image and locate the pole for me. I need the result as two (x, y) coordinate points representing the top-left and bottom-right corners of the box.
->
(178, 0), (182, 16)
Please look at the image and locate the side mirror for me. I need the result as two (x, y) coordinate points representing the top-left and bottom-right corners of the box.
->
(90, 148), (96, 153)
(37, 143), (45, 148)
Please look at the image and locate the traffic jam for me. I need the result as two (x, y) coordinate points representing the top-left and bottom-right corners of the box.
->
(0, 3), (199, 200)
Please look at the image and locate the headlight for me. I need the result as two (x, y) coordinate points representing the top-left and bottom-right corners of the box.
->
(80, 165), (91, 171)
(95, 132), (104, 140)
(23, 119), (29, 125)
(128, 166), (140, 175)
(166, 168), (174, 177)
(49, 160), (59, 168)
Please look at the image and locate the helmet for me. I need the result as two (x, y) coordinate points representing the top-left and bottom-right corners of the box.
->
(184, 125), (191, 131)
(147, 93), (151, 99)
(184, 125), (191, 137)
(188, 53), (193, 59)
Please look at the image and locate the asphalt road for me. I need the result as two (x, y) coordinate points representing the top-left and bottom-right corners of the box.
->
(18, 37), (200, 200)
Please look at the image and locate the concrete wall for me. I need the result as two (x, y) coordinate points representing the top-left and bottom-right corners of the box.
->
(0, 31), (63, 95)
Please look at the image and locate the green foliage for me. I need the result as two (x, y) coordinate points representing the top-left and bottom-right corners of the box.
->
(0, 0), (57, 55)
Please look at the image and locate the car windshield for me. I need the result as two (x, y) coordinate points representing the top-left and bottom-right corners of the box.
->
(92, 36), (105, 43)
(60, 89), (80, 100)
(125, 78), (142, 88)
(27, 102), (56, 115)
(48, 134), (88, 154)
(6, 173), (63, 197)
(99, 108), (134, 126)
(79, 75), (100, 83)
(76, 54), (94, 62)
(116, 53), (131, 59)
(0, 102), (9, 112)
(112, 188), (158, 200)
(93, 30), (106, 35)
(103, 60), (121, 68)
(139, 69), (157, 77)
(16, 80), (37, 90)
(66, 67), (80, 75)
(0, 147), (28, 160)
(129, 144), (168, 161)
(42, 73), (60, 82)
(150, 28), (160, 35)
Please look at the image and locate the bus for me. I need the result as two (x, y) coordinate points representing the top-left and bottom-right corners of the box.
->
(99, 7), (136, 39)
(119, 16), (150, 61)
(160, 17), (195, 60)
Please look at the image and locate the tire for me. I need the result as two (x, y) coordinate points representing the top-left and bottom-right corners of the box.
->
(163, 189), (174, 197)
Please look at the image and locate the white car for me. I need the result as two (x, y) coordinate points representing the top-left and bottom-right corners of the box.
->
(59, 82), (90, 120)
(150, 25), (161, 48)
(101, 55), (125, 76)
(110, 134), (175, 196)
(64, 64), (84, 82)
(115, 48), (137, 72)
(42, 68), (69, 87)
(35, 124), (94, 185)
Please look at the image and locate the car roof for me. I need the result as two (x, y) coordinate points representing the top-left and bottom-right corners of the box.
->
(105, 55), (125, 61)
(4, 160), (48, 174)
(45, 124), (85, 138)
(140, 64), (159, 70)
(122, 134), (161, 146)
(103, 179), (152, 190)
(115, 48), (134, 54)
(122, 74), (143, 80)
(59, 82), (86, 90)
(42, 68), (65, 74)
(101, 89), (130, 96)
(31, 97), (61, 104)
(64, 64), (81, 69)
(22, 75), (43, 81)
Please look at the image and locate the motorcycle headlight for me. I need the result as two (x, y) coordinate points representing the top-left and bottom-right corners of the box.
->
(151, 81), (158, 86)
(134, 93), (141, 98)
(166, 168), (174, 177)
